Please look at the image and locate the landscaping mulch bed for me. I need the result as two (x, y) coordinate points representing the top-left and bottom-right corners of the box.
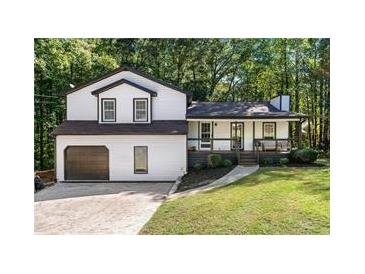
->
(261, 159), (329, 168)
(261, 162), (326, 168)
(177, 166), (235, 192)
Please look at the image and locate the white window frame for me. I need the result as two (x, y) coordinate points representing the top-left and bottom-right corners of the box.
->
(134, 98), (148, 122)
(102, 98), (116, 122)
(199, 122), (212, 150)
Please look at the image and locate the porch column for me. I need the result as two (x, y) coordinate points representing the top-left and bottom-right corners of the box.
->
(211, 121), (214, 151)
(298, 120), (303, 148)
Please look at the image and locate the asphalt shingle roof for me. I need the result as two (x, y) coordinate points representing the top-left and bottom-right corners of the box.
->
(186, 101), (305, 119)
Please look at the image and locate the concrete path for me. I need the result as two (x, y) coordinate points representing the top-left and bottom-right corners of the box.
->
(34, 182), (173, 235)
(169, 165), (259, 200)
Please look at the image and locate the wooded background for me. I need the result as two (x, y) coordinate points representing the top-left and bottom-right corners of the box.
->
(34, 38), (330, 171)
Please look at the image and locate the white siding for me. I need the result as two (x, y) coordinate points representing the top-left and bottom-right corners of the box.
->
(254, 121), (288, 139)
(187, 121), (199, 149)
(244, 121), (253, 151)
(66, 70), (186, 121)
(67, 91), (98, 120)
(270, 94), (291, 111)
(213, 121), (230, 150)
(98, 84), (151, 123)
(270, 96), (281, 110)
(254, 121), (263, 139)
(281, 95), (290, 111)
(276, 121), (289, 138)
(56, 135), (187, 181)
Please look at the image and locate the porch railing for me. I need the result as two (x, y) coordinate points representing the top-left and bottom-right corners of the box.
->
(253, 138), (296, 163)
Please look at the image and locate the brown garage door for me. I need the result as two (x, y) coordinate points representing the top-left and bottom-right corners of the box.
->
(64, 146), (109, 180)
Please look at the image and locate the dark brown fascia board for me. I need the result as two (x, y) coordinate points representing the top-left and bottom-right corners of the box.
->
(65, 66), (186, 95)
(91, 79), (157, 97)
(186, 114), (308, 119)
(52, 132), (187, 136)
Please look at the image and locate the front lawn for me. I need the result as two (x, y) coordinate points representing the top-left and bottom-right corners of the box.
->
(140, 160), (330, 235)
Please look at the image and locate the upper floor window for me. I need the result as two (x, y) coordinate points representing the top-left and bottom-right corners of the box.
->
(102, 98), (116, 122)
(134, 98), (148, 122)
(263, 122), (276, 140)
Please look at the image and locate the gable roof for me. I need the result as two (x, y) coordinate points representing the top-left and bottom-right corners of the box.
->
(52, 120), (188, 136)
(65, 66), (186, 95)
(187, 101), (306, 119)
(90, 79), (158, 97)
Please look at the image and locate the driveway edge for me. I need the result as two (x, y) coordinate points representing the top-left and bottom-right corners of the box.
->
(167, 176), (182, 196)
(168, 165), (259, 200)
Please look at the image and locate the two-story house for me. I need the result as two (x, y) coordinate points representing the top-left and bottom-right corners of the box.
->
(52, 66), (305, 182)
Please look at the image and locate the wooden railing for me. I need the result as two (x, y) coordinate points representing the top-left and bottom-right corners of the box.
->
(253, 138), (296, 163)
(254, 139), (297, 152)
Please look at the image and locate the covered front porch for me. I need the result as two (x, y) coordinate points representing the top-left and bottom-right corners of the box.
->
(187, 119), (303, 166)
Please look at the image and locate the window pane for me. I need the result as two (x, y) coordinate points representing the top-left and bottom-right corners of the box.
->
(264, 123), (275, 139)
(103, 100), (115, 121)
(201, 123), (211, 141)
(135, 147), (147, 172)
(201, 123), (210, 134)
(104, 100), (114, 110)
(104, 110), (114, 120)
(134, 100), (147, 121)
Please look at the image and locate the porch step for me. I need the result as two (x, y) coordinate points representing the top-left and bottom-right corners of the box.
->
(239, 160), (258, 164)
(239, 153), (258, 166)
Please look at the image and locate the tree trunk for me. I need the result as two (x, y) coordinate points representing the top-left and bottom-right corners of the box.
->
(319, 77), (324, 147)
(294, 43), (300, 144)
(39, 100), (44, 170)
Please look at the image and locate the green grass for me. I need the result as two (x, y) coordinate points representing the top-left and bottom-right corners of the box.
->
(140, 160), (330, 235)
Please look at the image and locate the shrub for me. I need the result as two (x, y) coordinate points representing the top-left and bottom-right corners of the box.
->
(222, 159), (232, 167)
(293, 148), (318, 163)
(193, 163), (203, 171)
(259, 157), (273, 166)
(289, 149), (298, 162)
(279, 157), (289, 166)
(208, 154), (222, 168)
(34, 176), (45, 192)
(318, 150), (330, 159)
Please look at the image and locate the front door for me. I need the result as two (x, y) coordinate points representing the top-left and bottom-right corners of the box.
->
(231, 122), (244, 150)
(200, 122), (212, 150)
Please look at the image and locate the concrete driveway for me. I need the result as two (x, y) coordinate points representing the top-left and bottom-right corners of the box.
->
(34, 182), (174, 235)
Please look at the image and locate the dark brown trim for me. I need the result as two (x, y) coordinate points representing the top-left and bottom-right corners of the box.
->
(197, 121), (200, 149)
(65, 66), (186, 95)
(97, 94), (99, 122)
(52, 120), (188, 136)
(134, 146), (148, 174)
(230, 122), (244, 151)
(262, 122), (276, 140)
(101, 98), (116, 122)
(133, 98), (149, 123)
(65, 95), (68, 120)
(211, 121), (214, 151)
(150, 94), (153, 122)
(252, 121), (255, 150)
(187, 115), (306, 119)
(91, 78), (157, 97)
(186, 134), (188, 170)
(188, 138), (233, 141)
